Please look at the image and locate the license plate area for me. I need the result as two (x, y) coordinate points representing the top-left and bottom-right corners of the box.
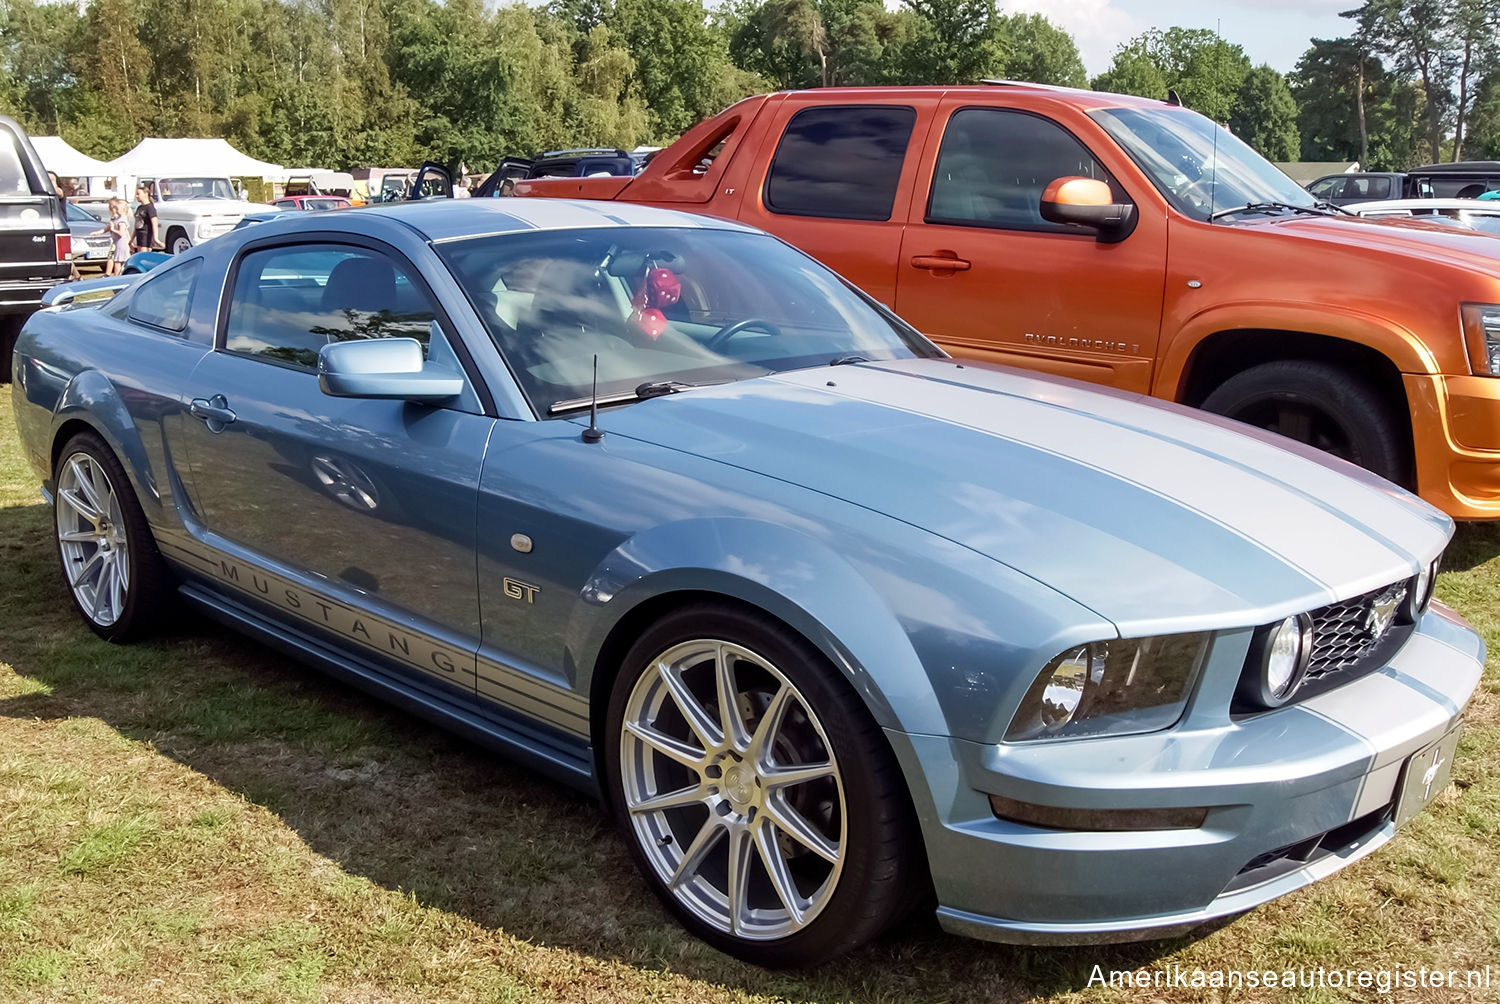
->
(1394, 721), (1462, 830)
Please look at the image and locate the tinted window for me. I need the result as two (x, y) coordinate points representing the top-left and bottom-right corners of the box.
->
(764, 105), (916, 221)
(0, 128), (29, 195)
(928, 108), (1116, 231)
(437, 227), (933, 415)
(128, 259), (201, 333)
(1307, 178), (1337, 198)
(224, 244), (436, 370)
(1336, 176), (1390, 200)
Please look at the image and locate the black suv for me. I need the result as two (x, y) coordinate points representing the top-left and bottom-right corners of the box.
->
(1308, 161), (1500, 205)
(0, 114), (71, 382)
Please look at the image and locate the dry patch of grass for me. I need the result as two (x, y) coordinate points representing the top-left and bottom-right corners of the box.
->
(1, 391), (1498, 1002)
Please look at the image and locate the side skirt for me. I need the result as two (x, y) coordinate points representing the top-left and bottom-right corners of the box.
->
(178, 582), (599, 798)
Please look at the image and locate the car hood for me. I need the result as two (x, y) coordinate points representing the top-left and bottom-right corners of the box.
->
(155, 198), (263, 216)
(1248, 213), (1500, 273)
(599, 359), (1451, 635)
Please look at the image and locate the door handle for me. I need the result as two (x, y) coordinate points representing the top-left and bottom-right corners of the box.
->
(909, 253), (972, 272)
(189, 395), (237, 432)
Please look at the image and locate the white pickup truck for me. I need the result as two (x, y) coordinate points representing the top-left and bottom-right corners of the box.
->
(138, 176), (265, 253)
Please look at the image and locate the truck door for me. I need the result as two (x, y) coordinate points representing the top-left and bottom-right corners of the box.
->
(734, 96), (937, 307)
(894, 100), (1167, 393)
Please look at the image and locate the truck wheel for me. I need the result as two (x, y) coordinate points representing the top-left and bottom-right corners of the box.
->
(1201, 360), (1406, 484)
(166, 228), (191, 255)
(0, 314), (21, 384)
(605, 603), (922, 966)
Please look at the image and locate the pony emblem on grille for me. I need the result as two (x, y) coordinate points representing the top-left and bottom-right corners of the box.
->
(1365, 586), (1406, 640)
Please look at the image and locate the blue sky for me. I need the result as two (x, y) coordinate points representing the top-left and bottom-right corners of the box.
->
(1001, 0), (1354, 77)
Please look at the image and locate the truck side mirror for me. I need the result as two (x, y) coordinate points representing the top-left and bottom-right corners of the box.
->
(1040, 177), (1137, 243)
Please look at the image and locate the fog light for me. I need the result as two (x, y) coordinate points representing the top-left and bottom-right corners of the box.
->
(1239, 613), (1312, 709)
(988, 794), (1210, 831)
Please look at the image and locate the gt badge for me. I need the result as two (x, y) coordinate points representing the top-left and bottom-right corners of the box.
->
(502, 577), (539, 604)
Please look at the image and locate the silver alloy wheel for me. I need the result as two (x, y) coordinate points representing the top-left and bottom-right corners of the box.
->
(56, 451), (130, 627)
(620, 639), (846, 940)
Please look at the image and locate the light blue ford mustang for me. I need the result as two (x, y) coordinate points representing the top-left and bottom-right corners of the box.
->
(10, 199), (1484, 965)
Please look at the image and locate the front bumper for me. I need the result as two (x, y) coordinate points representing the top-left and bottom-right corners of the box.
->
(1409, 372), (1500, 518)
(890, 602), (1484, 945)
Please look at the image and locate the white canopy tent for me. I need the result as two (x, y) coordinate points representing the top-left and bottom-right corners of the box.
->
(104, 138), (284, 179)
(31, 136), (115, 178)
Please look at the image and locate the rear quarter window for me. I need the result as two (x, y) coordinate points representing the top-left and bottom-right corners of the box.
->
(763, 105), (917, 221)
(0, 127), (33, 195)
(127, 259), (202, 333)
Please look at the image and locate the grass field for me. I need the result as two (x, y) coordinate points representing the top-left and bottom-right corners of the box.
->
(1, 390), (1498, 1003)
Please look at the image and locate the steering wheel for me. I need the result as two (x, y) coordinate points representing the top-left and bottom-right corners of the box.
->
(1173, 176), (1216, 213)
(706, 317), (784, 351)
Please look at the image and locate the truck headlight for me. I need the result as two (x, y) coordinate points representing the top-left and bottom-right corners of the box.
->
(1461, 303), (1500, 374)
(195, 221), (214, 239)
(1005, 632), (1210, 742)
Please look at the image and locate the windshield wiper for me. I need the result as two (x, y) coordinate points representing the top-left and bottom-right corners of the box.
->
(829, 354), (868, 366)
(1209, 201), (1332, 222)
(548, 380), (707, 415)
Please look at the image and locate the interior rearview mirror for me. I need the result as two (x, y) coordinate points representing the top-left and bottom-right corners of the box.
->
(1040, 177), (1137, 243)
(318, 338), (464, 402)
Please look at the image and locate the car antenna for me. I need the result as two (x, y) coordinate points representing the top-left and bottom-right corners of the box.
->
(582, 354), (605, 444)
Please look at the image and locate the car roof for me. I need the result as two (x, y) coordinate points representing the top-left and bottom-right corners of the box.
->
(330, 198), (760, 243)
(1350, 198), (1500, 213)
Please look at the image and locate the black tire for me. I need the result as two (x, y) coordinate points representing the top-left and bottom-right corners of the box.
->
(605, 603), (923, 967)
(52, 431), (176, 641)
(0, 314), (22, 384)
(1200, 360), (1407, 485)
(166, 227), (190, 255)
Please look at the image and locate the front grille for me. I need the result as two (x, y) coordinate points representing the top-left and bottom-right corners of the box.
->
(1305, 581), (1409, 680)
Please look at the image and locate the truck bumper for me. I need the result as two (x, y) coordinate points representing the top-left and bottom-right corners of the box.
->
(1408, 372), (1500, 518)
(887, 603), (1484, 945)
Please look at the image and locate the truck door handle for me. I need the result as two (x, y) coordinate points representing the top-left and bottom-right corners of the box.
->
(910, 253), (971, 272)
(189, 395), (237, 431)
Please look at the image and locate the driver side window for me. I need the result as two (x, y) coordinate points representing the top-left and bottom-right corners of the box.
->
(926, 108), (1121, 232)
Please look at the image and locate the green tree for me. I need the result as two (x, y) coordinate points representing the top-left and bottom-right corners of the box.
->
(1093, 27), (1249, 123)
(1290, 38), (1422, 171)
(896, 0), (1000, 84)
(994, 12), (1085, 88)
(1229, 65), (1299, 160)
(609, 0), (751, 138)
(1091, 48), (1167, 100)
(1343, 0), (1457, 162)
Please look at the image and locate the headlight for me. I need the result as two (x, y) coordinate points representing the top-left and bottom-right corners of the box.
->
(1461, 303), (1500, 374)
(1402, 556), (1441, 622)
(1237, 614), (1312, 709)
(1005, 632), (1210, 742)
(195, 221), (214, 239)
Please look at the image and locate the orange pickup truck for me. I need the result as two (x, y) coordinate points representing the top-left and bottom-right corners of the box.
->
(512, 83), (1500, 519)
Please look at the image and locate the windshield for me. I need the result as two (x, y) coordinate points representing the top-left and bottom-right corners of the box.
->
(1090, 106), (1315, 222)
(158, 177), (236, 200)
(437, 226), (936, 415)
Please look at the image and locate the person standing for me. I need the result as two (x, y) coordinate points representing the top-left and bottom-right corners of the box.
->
(106, 197), (131, 276)
(132, 183), (159, 252)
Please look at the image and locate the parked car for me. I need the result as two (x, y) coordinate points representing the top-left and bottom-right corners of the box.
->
(65, 201), (113, 270)
(270, 195), (353, 212)
(13, 198), (1480, 965)
(0, 113), (71, 382)
(1308, 161), (1500, 205)
(511, 84), (1500, 520)
(476, 149), (637, 197)
(1348, 198), (1500, 235)
(137, 176), (266, 254)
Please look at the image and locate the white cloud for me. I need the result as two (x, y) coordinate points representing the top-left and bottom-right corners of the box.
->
(998, 0), (1143, 77)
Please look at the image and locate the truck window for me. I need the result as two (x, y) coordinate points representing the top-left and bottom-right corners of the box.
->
(0, 128), (30, 195)
(764, 105), (916, 221)
(927, 108), (1115, 232)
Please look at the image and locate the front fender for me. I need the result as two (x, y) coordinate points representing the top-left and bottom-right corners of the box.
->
(1157, 301), (1439, 400)
(568, 517), (943, 736)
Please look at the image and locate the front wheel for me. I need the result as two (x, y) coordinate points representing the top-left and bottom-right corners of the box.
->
(605, 604), (921, 967)
(166, 228), (192, 255)
(1200, 360), (1408, 486)
(53, 432), (175, 641)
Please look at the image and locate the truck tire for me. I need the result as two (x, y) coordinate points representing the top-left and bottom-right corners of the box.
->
(166, 227), (191, 255)
(0, 314), (22, 384)
(1201, 360), (1407, 485)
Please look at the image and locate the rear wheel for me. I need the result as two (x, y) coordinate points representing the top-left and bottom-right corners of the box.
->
(53, 432), (175, 641)
(1201, 360), (1407, 485)
(606, 604), (920, 967)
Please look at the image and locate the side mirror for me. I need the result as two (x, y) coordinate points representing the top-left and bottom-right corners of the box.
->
(1039, 177), (1136, 243)
(318, 338), (464, 402)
